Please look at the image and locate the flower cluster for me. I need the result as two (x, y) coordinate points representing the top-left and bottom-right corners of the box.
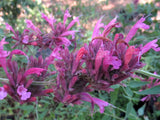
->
(0, 48), (53, 104)
(0, 9), (160, 113)
(75, 16), (160, 92)
(6, 9), (79, 50)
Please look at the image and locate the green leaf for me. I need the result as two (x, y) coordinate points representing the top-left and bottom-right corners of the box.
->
(130, 107), (138, 119)
(125, 101), (133, 119)
(110, 88), (118, 104)
(110, 84), (120, 89)
(123, 86), (133, 97)
(0, 29), (4, 34)
(136, 85), (160, 95)
(138, 104), (145, 116)
(19, 105), (34, 111)
(128, 81), (149, 88)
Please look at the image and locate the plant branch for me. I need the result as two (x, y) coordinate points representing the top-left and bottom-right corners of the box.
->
(0, 69), (160, 86)
(0, 78), (55, 85)
(135, 69), (160, 79)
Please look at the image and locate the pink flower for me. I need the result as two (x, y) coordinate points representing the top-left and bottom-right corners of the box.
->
(40, 10), (79, 49)
(102, 16), (120, 37)
(25, 20), (41, 34)
(5, 23), (16, 34)
(80, 92), (111, 113)
(92, 16), (104, 39)
(63, 9), (71, 25)
(140, 39), (160, 55)
(5, 24), (38, 48)
(103, 50), (122, 70)
(0, 87), (7, 100)
(72, 47), (87, 74)
(22, 35), (29, 44)
(46, 47), (62, 65)
(75, 47), (87, 63)
(24, 68), (46, 76)
(123, 46), (140, 69)
(41, 13), (56, 30)
(0, 38), (10, 74)
(125, 16), (150, 43)
(17, 85), (31, 100)
(9, 49), (28, 60)
(0, 37), (10, 58)
(95, 48), (106, 73)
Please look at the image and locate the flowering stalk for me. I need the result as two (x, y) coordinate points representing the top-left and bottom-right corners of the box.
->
(1, 70), (160, 85)
(135, 69), (160, 79)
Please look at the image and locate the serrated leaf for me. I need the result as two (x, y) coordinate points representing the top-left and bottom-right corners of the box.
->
(39, 99), (50, 104)
(110, 84), (120, 89)
(138, 104), (145, 116)
(128, 81), (149, 88)
(136, 85), (160, 95)
(19, 105), (34, 111)
(123, 86), (133, 97)
(125, 101), (133, 119)
(110, 88), (118, 104)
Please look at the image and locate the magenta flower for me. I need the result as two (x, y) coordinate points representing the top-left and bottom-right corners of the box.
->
(22, 35), (29, 44)
(17, 85), (31, 100)
(0, 86), (7, 100)
(140, 39), (160, 55)
(0, 37), (10, 58)
(0, 38), (10, 73)
(41, 13), (56, 30)
(39, 9), (79, 49)
(79, 92), (111, 113)
(5, 24), (39, 48)
(6, 23), (16, 35)
(25, 20), (41, 35)
(125, 16), (150, 43)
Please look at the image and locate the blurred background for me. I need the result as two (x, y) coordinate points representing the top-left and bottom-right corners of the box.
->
(1, 0), (160, 46)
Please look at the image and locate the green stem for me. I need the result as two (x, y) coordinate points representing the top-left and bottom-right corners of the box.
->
(36, 98), (39, 120)
(110, 105), (139, 120)
(0, 69), (160, 86)
(0, 78), (8, 81)
(103, 112), (125, 120)
(135, 69), (160, 79)
(0, 77), (54, 85)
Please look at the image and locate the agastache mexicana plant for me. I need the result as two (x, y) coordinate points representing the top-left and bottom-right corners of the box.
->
(1, 9), (160, 113)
